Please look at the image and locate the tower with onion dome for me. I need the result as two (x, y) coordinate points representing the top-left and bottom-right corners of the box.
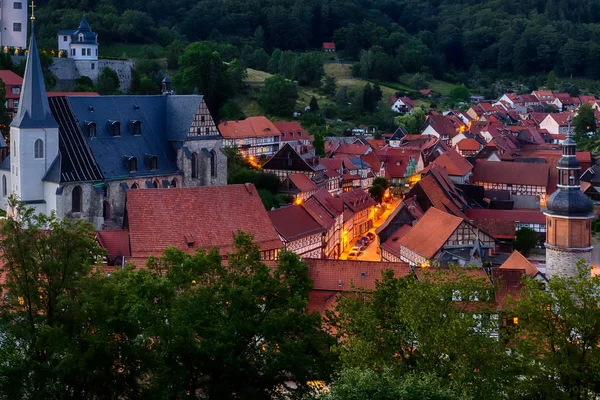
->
(544, 115), (594, 278)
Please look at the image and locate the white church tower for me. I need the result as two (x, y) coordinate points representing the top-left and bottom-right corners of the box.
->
(10, 11), (59, 215)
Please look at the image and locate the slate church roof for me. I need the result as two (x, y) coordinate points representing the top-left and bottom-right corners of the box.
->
(11, 24), (57, 129)
(44, 94), (212, 183)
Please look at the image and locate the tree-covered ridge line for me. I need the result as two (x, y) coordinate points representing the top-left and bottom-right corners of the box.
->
(30, 0), (600, 81)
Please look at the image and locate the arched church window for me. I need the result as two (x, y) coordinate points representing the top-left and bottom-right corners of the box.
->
(210, 150), (217, 177)
(34, 139), (43, 159)
(153, 180), (159, 188)
(171, 179), (177, 187)
(191, 152), (198, 179)
(131, 183), (139, 189)
(72, 186), (82, 213)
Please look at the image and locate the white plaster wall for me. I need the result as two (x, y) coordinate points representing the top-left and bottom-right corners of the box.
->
(1, 1), (26, 48)
(58, 34), (71, 53)
(11, 126), (59, 202)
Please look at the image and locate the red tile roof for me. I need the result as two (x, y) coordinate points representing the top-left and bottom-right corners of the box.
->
(126, 185), (282, 258)
(0, 70), (22, 86)
(97, 230), (131, 260)
(288, 173), (317, 192)
(305, 258), (411, 291)
(303, 197), (336, 230)
(499, 250), (540, 278)
(425, 114), (459, 137)
(457, 138), (481, 151)
(429, 148), (473, 177)
(323, 42), (336, 49)
(473, 160), (549, 187)
(380, 224), (413, 257)
(312, 188), (344, 216)
(341, 189), (376, 213)
(331, 143), (371, 156)
(268, 205), (325, 242)
(468, 218), (515, 240)
(492, 268), (525, 310)
(420, 89), (433, 95)
(218, 116), (281, 139)
(399, 207), (463, 259)
(464, 209), (545, 224)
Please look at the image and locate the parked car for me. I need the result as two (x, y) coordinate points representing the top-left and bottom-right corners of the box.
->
(366, 232), (376, 242)
(355, 241), (366, 250)
(361, 236), (370, 244)
(348, 247), (362, 259)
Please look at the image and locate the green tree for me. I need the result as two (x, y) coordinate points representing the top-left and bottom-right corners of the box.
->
(363, 83), (376, 113)
(514, 227), (539, 256)
(219, 100), (246, 121)
(95, 66), (120, 95)
(394, 107), (426, 134)
(333, 267), (511, 399)
(547, 71), (557, 90)
(259, 74), (298, 116)
(574, 103), (596, 139)
(309, 96), (319, 111)
(507, 264), (600, 400)
(293, 52), (324, 87)
(373, 177), (390, 191)
(372, 82), (383, 104)
(278, 51), (296, 79)
(0, 196), (150, 399)
(176, 42), (241, 112)
(322, 75), (337, 96)
(368, 184), (386, 203)
(147, 234), (335, 398)
(324, 369), (469, 400)
(268, 48), (282, 74)
(166, 39), (186, 70)
(313, 132), (325, 157)
(449, 85), (470, 104)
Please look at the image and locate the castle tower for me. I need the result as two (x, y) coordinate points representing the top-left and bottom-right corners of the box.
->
(58, 14), (98, 61)
(544, 116), (594, 278)
(10, 14), (59, 213)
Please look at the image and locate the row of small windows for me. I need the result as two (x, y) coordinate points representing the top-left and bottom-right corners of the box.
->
(190, 151), (217, 179)
(86, 120), (142, 137)
(70, 179), (180, 212)
(71, 48), (97, 57)
(126, 155), (158, 173)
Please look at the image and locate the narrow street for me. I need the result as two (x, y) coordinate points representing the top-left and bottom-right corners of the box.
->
(340, 197), (402, 262)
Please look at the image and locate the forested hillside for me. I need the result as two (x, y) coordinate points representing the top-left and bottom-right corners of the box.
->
(34, 0), (600, 80)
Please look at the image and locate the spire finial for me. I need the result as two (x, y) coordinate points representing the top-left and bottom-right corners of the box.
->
(30, 0), (35, 21)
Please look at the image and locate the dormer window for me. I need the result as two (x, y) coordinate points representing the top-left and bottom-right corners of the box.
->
(150, 156), (158, 171)
(86, 121), (96, 137)
(132, 120), (142, 136)
(78, 33), (84, 42)
(110, 121), (120, 136)
(128, 157), (137, 173)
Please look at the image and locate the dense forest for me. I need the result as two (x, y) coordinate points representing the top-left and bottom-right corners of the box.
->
(32, 0), (600, 81)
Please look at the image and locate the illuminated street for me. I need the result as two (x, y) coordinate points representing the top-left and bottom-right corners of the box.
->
(340, 197), (402, 261)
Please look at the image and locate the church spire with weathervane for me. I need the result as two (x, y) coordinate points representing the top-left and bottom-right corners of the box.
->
(11, 0), (57, 129)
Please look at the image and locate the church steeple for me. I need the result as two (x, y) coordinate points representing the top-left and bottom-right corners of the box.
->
(11, 7), (57, 129)
(544, 112), (594, 279)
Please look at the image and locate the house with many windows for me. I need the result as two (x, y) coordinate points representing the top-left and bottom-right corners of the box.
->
(268, 205), (325, 259)
(0, 0), (27, 49)
(219, 116), (282, 157)
(473, 160), (549, 201)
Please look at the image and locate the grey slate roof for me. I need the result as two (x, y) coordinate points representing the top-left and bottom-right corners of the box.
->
(58, 30), (75, 35)
(166, 95), (205, 141)
(47, 96), (104, 183)
(0, 155), (9, 171)
(70, 16), (97, 45)
(11, 24), (58, 129)
(67, 95), (187, 180)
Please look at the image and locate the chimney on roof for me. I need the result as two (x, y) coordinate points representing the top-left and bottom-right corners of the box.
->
(338, 279), (342, 288)
(161, 76), (174, 95)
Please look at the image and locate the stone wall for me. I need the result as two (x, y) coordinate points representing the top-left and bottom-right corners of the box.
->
(48, 58), (134, 92)
(545, 246), (592, 279)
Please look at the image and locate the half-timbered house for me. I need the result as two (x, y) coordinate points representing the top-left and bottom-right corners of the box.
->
(473, 160), (549, 202)
(397, 207), (495, 267)
(262, 142), (323, 181)
(268, 205), (325, 258)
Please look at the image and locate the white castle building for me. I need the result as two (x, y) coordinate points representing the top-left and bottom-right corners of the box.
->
(57, 15), (98, 61)
(0, 0), (27, 48)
